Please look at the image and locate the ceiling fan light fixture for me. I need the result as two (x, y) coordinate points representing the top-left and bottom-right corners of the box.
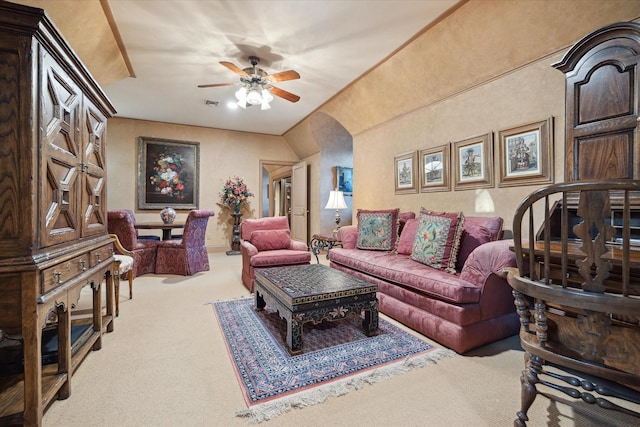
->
(246, 88), (262, 106)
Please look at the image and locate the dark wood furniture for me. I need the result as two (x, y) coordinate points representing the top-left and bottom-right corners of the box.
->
(0, 2), (116, 425)
(553, 22), (640, 186)
(134, 222), (185, 240)
(506, 180), (640, 427)
(309, 233), (342, 263)
(254, 264), (378, 355)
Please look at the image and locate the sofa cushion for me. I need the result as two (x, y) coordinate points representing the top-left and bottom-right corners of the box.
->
(250, 249), (311, 267)
(411, 210), (464, 273)
(356, 208), (400, 251)
(464, 216), (503, 241)
(250, 229), (291, 251)
(398, 211), (416, 236)
(330, 248), (480, 304)
(397, 218), (418, 255)
(455, 225), (493, 271)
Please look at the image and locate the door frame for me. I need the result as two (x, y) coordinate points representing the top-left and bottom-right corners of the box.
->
(259, 160), (296, 218)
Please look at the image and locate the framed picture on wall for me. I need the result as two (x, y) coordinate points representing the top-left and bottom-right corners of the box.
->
(498, 117), (554, 187)
(394, 151), (418, 194)
(336, 166), (353, 196)
(453, 133), (494, 190)
(137, 136), (200, 209)
(419, 144), (450, 192)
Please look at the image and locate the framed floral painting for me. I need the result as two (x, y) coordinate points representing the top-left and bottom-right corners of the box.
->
(394, 151), (418, 194)
(419, 144), (450, 192)
(498, 117), (554, 187)
(453, 133), (494, 190)
(137, 136), (200, 209)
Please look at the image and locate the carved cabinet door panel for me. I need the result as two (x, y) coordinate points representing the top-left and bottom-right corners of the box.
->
(81, 99), (108, 237)
(554, 23), (640, 182)
(39, 49), (83, 247)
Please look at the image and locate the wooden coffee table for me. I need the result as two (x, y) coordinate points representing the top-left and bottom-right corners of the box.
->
(254, 264), (379, 355)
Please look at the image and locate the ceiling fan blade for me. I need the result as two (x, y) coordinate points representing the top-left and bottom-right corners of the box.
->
(269, 86), (300, 103)
(265, 70), (300, 83)
(197, 82), (236, 88)
(220, 61), (250, 77)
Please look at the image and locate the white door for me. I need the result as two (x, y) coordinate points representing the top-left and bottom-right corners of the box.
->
(290, 161), (308, 243)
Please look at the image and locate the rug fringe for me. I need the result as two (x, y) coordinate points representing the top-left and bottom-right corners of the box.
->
(236, 348), (455, 423)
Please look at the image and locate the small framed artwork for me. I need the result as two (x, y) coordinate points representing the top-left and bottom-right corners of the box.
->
(498, 117), (554, 187)
(137, 136), (200, 210)
(336, 166), (353, 196)
(394, 151), (418, 194)
(419, 144), (450, 192)
(453, 133), (494, 190)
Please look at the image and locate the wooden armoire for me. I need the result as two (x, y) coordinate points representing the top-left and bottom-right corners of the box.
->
(0, 2), (116, 425)
(554, 22), (640, 186)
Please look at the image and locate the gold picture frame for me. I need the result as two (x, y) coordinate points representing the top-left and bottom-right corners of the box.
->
(419, 144), (450, 192)
(137, 136), (200, 209)
(498, 117), (554, 187)
(453, 133), (494, 190)
(394, 151), (418, 194)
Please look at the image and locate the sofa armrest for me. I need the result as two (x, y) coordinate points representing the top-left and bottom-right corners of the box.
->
(336, 225), (358, 249)
(290, 240), (308, 251)
(460, 239), (517, 287)
(240, 240), (258, 257)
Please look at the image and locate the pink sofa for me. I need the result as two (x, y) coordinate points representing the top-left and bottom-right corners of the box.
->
(328, 215), (519, 353)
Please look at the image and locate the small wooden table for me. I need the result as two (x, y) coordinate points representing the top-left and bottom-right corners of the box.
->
(134, 222), (185, 240)
(254, 264), (378, 355)
(309, 233), (342, 263)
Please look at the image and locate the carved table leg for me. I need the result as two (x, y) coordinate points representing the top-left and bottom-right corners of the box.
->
(363, 300), (379, 335)
(255, 291), (266, 311)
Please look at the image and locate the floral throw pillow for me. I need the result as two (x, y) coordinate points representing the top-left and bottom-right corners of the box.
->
(411, 210), (465, 273)
(356, 209), (400, 251)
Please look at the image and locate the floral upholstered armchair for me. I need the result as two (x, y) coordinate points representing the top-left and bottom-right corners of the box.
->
(107, 210), (160, 277)
(155, 210), (215, 275)
(240, 216), (311, 292)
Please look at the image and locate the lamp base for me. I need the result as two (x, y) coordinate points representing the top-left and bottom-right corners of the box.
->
(333, 210), (342, 234)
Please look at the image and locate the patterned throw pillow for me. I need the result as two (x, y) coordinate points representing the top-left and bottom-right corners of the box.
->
(356, 208), (400, 251)
(411, 210), (465, 273)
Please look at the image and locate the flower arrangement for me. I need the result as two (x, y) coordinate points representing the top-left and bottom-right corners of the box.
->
(219, 176), (254, 208)
(149, 151), (188, 200)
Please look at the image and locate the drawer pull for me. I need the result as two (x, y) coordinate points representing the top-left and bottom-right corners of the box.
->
(79, 259), (87, 271)
(95, 253), (101, 262)
(53, 270), (62, 284)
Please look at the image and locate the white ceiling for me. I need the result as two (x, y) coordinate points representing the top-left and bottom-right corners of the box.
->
(104, 0), (460, 136)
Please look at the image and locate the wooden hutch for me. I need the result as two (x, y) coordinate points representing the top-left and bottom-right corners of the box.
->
(0, 1), (116, 425)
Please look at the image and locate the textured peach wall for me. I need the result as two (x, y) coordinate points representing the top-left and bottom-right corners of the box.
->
(106, 118), (298, 250)
(285, 0), (640, 233)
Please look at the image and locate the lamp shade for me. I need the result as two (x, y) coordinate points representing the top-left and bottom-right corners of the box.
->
(325, 190), (348, 210)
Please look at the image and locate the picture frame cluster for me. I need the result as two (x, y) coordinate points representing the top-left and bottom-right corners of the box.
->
(394, 117), (554, 194)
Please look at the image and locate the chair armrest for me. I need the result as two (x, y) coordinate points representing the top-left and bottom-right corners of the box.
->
(241, 240), (258, 257)
(290, 240), (308, 251)
(110, 234), (134, 256)
(336, 225), (358, 249)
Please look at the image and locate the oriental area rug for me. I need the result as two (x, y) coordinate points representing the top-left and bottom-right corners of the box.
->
(211, 296), (454, 423)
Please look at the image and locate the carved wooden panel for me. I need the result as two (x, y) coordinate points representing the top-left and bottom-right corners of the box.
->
(39, 51), (82, 247)
(554, 22), (640, 184)
(81, 100), (108, 237)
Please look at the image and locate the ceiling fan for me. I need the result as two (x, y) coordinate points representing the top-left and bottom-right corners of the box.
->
(198, 56), (300, 109)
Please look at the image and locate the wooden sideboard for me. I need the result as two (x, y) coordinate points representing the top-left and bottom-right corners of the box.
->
(0, 2), (117, 425)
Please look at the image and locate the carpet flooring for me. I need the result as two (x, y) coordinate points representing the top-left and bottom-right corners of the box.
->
(212, 296), (454, 422)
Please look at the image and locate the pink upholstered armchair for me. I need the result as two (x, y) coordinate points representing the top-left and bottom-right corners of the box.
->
(107, 210), (160, 277)
(240, 216), (311, 292)
(155, 210), (215, 275)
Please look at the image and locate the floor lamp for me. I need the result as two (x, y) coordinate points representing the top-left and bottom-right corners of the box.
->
(325, 189), (348, 233)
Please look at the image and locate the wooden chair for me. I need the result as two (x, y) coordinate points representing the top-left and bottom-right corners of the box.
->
(110, 234), (134, 316)
(505, 180), (640, 426)
(107, 210), (160, 277)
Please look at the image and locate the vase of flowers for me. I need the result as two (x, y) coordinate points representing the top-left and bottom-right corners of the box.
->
(219, 176), (253, 255)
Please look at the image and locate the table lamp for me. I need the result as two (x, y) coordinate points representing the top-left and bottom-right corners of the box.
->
(325, 189), (348, 233)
